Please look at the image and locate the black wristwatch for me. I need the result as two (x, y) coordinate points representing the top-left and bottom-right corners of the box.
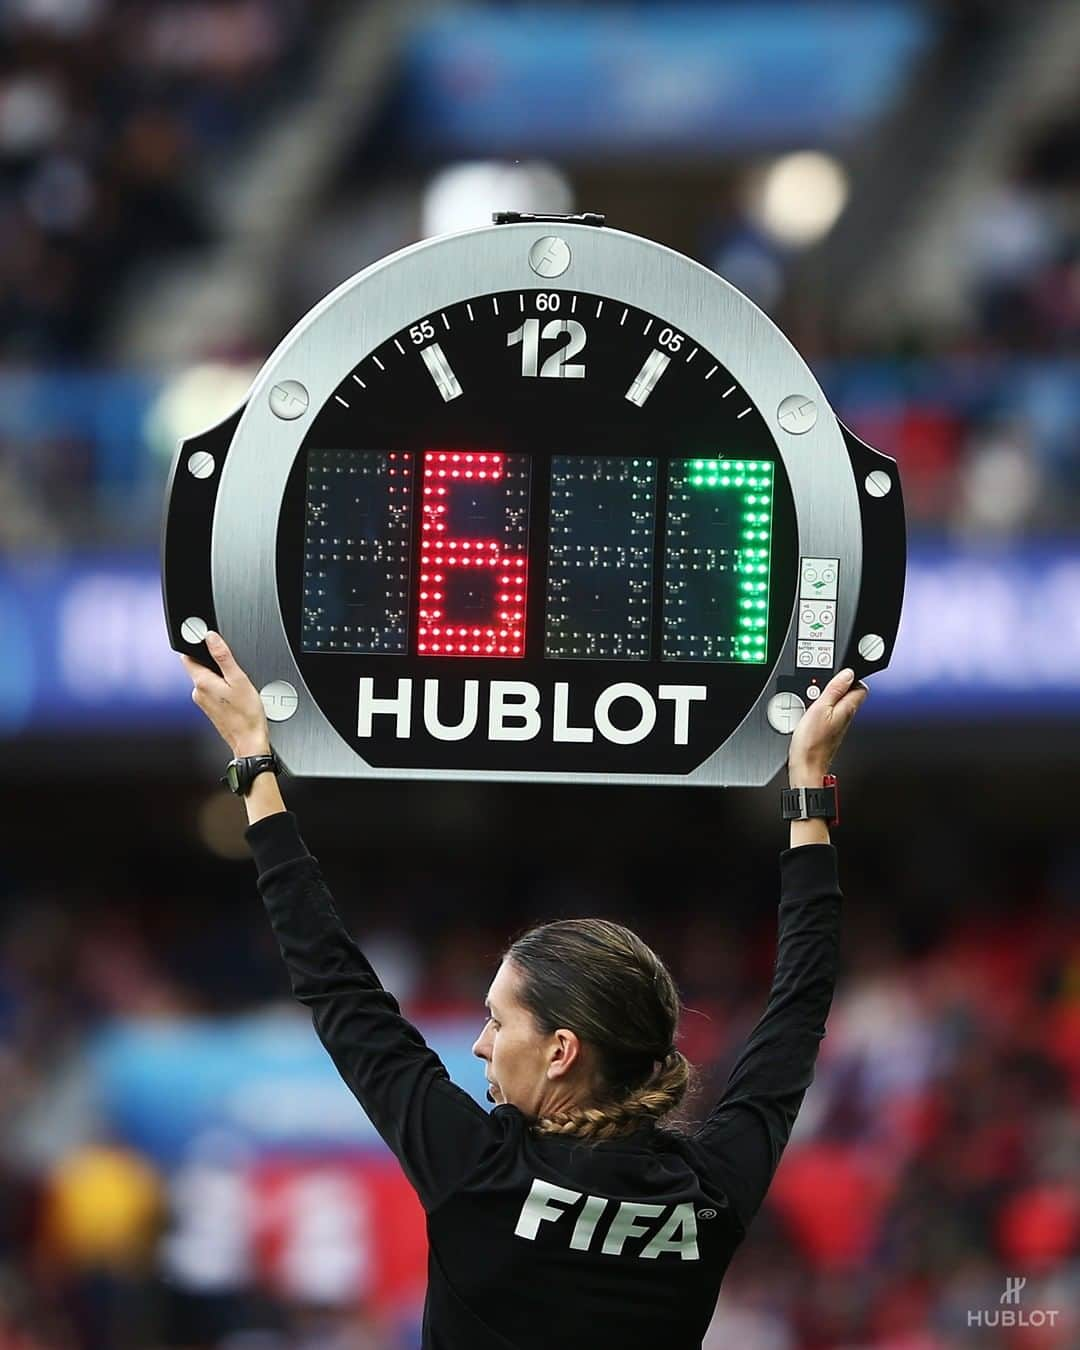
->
(220, 751), (281, 796)
(781, 774), (840, 826)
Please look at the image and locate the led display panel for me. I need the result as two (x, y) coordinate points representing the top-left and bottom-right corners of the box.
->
(416, 451), (531, 657)
(301, 450), (414, 654)
(544, 455), (657, 661)
(662, 459), (774, 663)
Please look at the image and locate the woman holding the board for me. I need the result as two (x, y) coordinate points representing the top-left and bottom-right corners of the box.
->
(180, 630), (866, 1350)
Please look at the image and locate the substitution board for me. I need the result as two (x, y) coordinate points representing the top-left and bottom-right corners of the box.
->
(162, 214), (905, 785)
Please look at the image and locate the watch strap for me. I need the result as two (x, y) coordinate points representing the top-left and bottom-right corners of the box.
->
(781, 774), (840, 826)
(220, 751), (280, 796)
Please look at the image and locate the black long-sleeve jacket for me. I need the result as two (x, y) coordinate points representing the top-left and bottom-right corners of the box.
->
(247, 811), (842, 1350)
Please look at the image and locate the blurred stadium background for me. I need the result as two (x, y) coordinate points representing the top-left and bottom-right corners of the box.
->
(1, 0), (1079, 1346)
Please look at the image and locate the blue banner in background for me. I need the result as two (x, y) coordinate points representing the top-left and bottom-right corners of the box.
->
(401, 3), (929, 154)
(887, 540), (1080, 716)
(90, 1010), (485, 1166)
(0, 554), (196, 735)
(0, 541), (1078, 736)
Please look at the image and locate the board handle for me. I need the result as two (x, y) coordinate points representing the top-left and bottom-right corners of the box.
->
(839, 421), (907, 681)
(160, 405), (245, 673)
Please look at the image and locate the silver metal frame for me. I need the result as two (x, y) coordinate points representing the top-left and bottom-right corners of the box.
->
(211, 223), (860, 786)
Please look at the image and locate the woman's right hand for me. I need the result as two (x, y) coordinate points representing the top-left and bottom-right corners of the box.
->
(787, 668), (868, 784)
(179, 631), (271, 758)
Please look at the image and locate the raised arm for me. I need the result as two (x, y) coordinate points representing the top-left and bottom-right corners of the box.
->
(693, 841), (841, 1231)
(692, 668), (866, 1233)
(180, 633), (497, 1211)
(247, 813), (495, 1209)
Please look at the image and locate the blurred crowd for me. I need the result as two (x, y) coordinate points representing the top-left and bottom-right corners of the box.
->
(1, 843), (1078, 1348)
(0, 0), (334, 552)
(833, 94), (1080, 540)
(963, 107), (1080, 356)
(0, 0), (329, 362)
(0, 3), (1078, 553)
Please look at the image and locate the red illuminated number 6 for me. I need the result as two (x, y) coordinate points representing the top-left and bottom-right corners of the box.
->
(416, 452), (528, 657)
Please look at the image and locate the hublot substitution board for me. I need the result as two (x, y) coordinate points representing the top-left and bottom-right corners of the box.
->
(162, 214), (906, 785)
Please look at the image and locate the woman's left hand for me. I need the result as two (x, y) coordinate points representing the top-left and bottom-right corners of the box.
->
(179, 631), (271, 756)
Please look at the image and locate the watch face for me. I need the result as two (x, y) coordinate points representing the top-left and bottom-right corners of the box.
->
(275, 287), (796, 775)
(226, 762), (241, 793)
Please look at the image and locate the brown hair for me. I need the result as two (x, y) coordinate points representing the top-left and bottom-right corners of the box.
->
(504, 918), (692, 1142)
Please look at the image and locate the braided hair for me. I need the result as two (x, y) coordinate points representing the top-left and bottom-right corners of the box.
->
(504, 918), (693, 1142)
